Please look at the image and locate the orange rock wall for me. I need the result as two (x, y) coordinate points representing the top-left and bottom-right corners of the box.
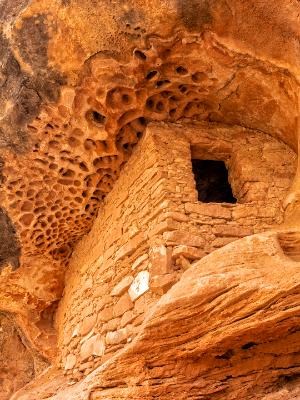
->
(1, 1), (300, 398)
(56, 122), (296, 380)
(0, 313), (49, 400)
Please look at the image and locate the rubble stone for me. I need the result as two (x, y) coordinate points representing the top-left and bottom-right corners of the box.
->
(111, 276), (134, 297)
(1, 1), (300, 398)
(128, 271), (150, 302)
(80, 335), (105, 361)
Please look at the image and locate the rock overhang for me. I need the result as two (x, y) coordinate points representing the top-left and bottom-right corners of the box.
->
(0, 0), (299, 312)
(2, 0), (300, 151)
(1, 0), (300, 398)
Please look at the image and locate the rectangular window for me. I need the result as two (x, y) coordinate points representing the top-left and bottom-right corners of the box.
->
(192, 159), (237, 204)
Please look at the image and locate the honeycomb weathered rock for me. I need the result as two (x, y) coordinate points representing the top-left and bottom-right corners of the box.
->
(1, 0), (300, 399)
(2, 31), (299, 272)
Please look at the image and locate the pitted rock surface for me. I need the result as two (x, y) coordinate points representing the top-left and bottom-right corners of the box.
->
(1, 31), (299, 270)
(1, 0), (300, 399)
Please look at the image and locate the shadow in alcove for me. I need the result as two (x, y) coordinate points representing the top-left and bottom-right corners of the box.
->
(192, 159), (237, 204)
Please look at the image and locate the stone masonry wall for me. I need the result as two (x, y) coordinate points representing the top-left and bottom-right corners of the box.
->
(56, 122), (296, 381)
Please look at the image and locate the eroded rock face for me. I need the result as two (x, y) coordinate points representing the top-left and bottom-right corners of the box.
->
(0, 0), (299, 322)
(0, 0), (300, 398)
(4, 31), (297, 273)
(0, 313), (49, 400)
(11, 231), (300, 399)
(0, 207), (20, 270)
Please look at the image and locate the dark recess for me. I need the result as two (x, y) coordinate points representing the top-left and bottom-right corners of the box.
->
(0, 13), (65, 153)
(241, 342), (258, 350)
(0, 207), (21, 270)
(215, 349), (235, 360)
(192, 159), (237, 203)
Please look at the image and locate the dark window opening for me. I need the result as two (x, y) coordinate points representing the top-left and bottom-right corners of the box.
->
(192, 159), (237, 204)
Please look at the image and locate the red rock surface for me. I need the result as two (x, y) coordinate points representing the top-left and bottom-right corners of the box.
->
(0, 313), (48, 400)
(12, 231), (300, 399)
(0, 0), (300, 398)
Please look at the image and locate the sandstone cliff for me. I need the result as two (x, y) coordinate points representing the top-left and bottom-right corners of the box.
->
(0, 1), (300, 399)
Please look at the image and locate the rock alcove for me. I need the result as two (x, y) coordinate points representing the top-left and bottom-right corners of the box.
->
(0, 1), (300, 398)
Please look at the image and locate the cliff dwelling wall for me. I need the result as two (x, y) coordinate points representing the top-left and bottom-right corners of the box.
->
(56, 122), (296, 380)
(1, 1), (300, 398)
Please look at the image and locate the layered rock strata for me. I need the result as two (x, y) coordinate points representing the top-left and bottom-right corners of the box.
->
(1, 0), (300, 398)
(12, 231), (300, 399)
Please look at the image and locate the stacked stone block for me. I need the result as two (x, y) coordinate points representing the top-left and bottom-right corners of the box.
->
(56, 122), (296, 380)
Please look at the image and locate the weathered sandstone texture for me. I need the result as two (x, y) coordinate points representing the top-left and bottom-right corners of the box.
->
(0, 0), (300, 398)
